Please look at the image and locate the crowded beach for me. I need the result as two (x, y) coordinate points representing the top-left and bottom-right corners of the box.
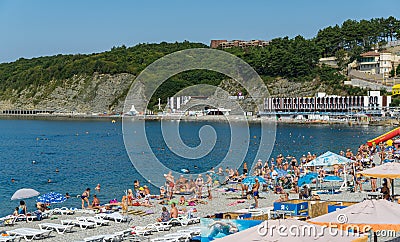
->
(1, 135), (400, 242)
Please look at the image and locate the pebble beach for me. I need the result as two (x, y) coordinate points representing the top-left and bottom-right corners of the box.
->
(4, 182), (396, 241)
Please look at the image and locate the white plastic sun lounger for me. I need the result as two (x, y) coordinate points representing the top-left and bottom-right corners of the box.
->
(38, 222), (75, 234)
(150, 222), (172, 232)
(83, 235), (105, 242)
(52, 207), (75, 215)
(6, 228), (52, 241)
(104, 212), (130, 223)
(168, 216), (200, 226)
(61, 219), (96, 230)
(102, 231), (125, 242)
(0, 235), (19, 242)
(150, 238), (179, 242)
(131, 226), (152, 236)
(76, 216), (110, 226)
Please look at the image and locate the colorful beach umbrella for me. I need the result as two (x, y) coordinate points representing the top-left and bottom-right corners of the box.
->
(37, 192), (66, 204)
(217, 219), (367, 242)
(241, 176), (266, 185)
(309, 199), (400, 232)
(11, 188), (40, 200)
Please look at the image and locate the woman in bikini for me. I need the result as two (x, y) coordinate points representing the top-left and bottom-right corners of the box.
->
(81, 188), (91, 209)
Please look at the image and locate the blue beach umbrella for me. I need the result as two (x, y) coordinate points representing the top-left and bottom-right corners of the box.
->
(297, 172), (318, 186)
(37, 192), (67, 204)
(323, 175), (343, 182)
(242, 176), (267, 185)
(275, 169), (288, 178)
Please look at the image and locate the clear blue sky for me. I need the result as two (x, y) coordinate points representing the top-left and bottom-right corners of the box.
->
(0, 0), (398, 63)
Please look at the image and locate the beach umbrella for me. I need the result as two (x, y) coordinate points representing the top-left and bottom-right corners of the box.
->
(309, 199), (400, 232)
(323, 175), (343, 182)
(11, 188), (40, 200)
(297, 172), (318, 186)
(241, 176), (266, 185)
(359, 162), (400, 199)
(216, 219), (367, 242)
(323, 175), (344, 194)
(37, 192), (66, 204)
(304, 151), (354, 167)
(275, 169), (288, 178)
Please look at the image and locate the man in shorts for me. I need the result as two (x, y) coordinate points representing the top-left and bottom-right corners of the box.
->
(252, 178), (260, 208)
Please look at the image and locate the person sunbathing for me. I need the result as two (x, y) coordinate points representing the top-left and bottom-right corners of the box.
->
(156, 206), (170, 222)
(274, 184), (285, 194)
(91, 195), (101, 209)
(275, 193), (289, 202)
(178, 195), (186, 206)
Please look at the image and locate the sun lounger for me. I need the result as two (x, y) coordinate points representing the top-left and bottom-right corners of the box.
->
(152, 222), (172, 231)
(61, 219), (96, 230)
(6, 228), (52, 242)
(168, 216), (200, 226)
(10, 214), (36, 223)
(151, 238), (179, 242)
(102, 231), (125, 242)
(52, 207), (75, 215)
(0, 235), (19, 242)
(0, 216), (16, 226)
(103, 212), (130, 223)
(178, 227), (201, 236)
(76, 216), (110, 226)
(83, 235), (105, 242)
(38, 222), (75, 234)
(163, 232), (192, 241)
(131, 226), (152, 236)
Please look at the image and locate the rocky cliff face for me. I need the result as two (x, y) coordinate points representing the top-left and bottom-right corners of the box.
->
(0, 73), (135, 113)
(0, 73), (333, 114)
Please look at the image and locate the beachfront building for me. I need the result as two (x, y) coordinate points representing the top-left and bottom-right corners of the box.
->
(262, 91), (391, 116)
(210, 39), (270, 49)
(357, 50), (400, 78)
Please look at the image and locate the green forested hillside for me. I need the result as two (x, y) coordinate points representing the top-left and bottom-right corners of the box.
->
(0, 16), (398, 110)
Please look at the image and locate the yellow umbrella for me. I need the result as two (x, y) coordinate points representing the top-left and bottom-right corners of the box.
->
(309, 199), (400, 232)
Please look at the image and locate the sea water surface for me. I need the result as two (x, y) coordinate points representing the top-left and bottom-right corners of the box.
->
(0, 119), (394, 216)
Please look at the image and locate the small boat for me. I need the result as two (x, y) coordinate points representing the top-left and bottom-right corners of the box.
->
(181, 169), (190, 173)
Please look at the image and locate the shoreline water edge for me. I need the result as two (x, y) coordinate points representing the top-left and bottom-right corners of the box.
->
(0, 113), (399, 126)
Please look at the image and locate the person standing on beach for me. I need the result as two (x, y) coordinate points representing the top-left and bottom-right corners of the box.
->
(170, 202), (178, 218)
(252, 178), (260, 208)
(81, 188), (90, 209)
(195, 174), (204, 198)
(206, 173), (213, 200)
(370, 163), (377, 192)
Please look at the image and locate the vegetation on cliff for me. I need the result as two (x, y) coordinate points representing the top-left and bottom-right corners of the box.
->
(0, 16), (398, 110)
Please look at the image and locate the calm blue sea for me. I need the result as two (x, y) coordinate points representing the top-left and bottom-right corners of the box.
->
(0, 119), (393, 216)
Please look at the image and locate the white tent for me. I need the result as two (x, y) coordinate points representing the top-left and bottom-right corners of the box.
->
(304, 151), (355, 190)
